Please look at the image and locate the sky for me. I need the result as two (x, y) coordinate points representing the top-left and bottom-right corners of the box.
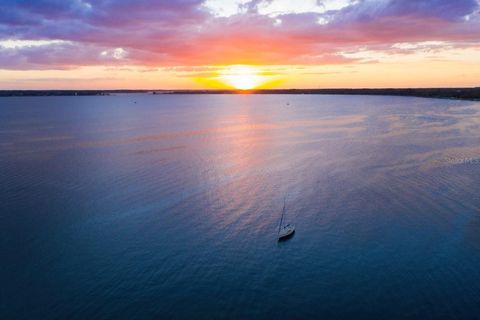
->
(0, 0), (479, 89)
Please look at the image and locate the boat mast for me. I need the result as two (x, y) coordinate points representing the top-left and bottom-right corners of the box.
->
(279, 196), (286, 232)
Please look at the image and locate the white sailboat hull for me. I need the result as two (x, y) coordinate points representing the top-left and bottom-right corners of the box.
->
(278, 224), (295, 240)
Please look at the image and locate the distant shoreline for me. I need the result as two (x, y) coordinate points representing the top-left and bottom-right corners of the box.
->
(1, 88), (479, 101)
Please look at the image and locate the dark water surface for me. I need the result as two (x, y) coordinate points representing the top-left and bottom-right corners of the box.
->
(1, 94), (480, 319)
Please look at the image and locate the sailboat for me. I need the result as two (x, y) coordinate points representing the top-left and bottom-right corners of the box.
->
(278, 197), (295, 240)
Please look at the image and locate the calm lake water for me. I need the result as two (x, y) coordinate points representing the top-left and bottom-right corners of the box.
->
(1, 94), (480, 319)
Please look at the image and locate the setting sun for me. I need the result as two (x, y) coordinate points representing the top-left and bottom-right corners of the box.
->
(218, 65), (265, 90)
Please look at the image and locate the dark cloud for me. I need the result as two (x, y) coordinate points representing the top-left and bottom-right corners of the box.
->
(386, 0), (478, 21)
(333, 0), (479, 22)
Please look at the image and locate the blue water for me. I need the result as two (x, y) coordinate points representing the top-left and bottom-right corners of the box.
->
(1, 94), (480, 319)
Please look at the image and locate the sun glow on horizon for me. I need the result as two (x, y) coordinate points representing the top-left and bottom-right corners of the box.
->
(218, 65), (265, 90)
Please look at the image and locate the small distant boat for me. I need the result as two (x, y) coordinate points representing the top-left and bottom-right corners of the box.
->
(278, 197), (295, 240)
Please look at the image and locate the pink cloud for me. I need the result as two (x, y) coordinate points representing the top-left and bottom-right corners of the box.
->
(0, 0), (479, 69)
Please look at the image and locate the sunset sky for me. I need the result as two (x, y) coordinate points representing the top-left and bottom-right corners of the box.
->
(1, 0), (479, 89)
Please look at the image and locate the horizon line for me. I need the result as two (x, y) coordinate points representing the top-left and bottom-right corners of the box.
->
(1, 86), (479, 92)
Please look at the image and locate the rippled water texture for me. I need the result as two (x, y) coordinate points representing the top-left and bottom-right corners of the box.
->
(1, 94), (480, 319)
